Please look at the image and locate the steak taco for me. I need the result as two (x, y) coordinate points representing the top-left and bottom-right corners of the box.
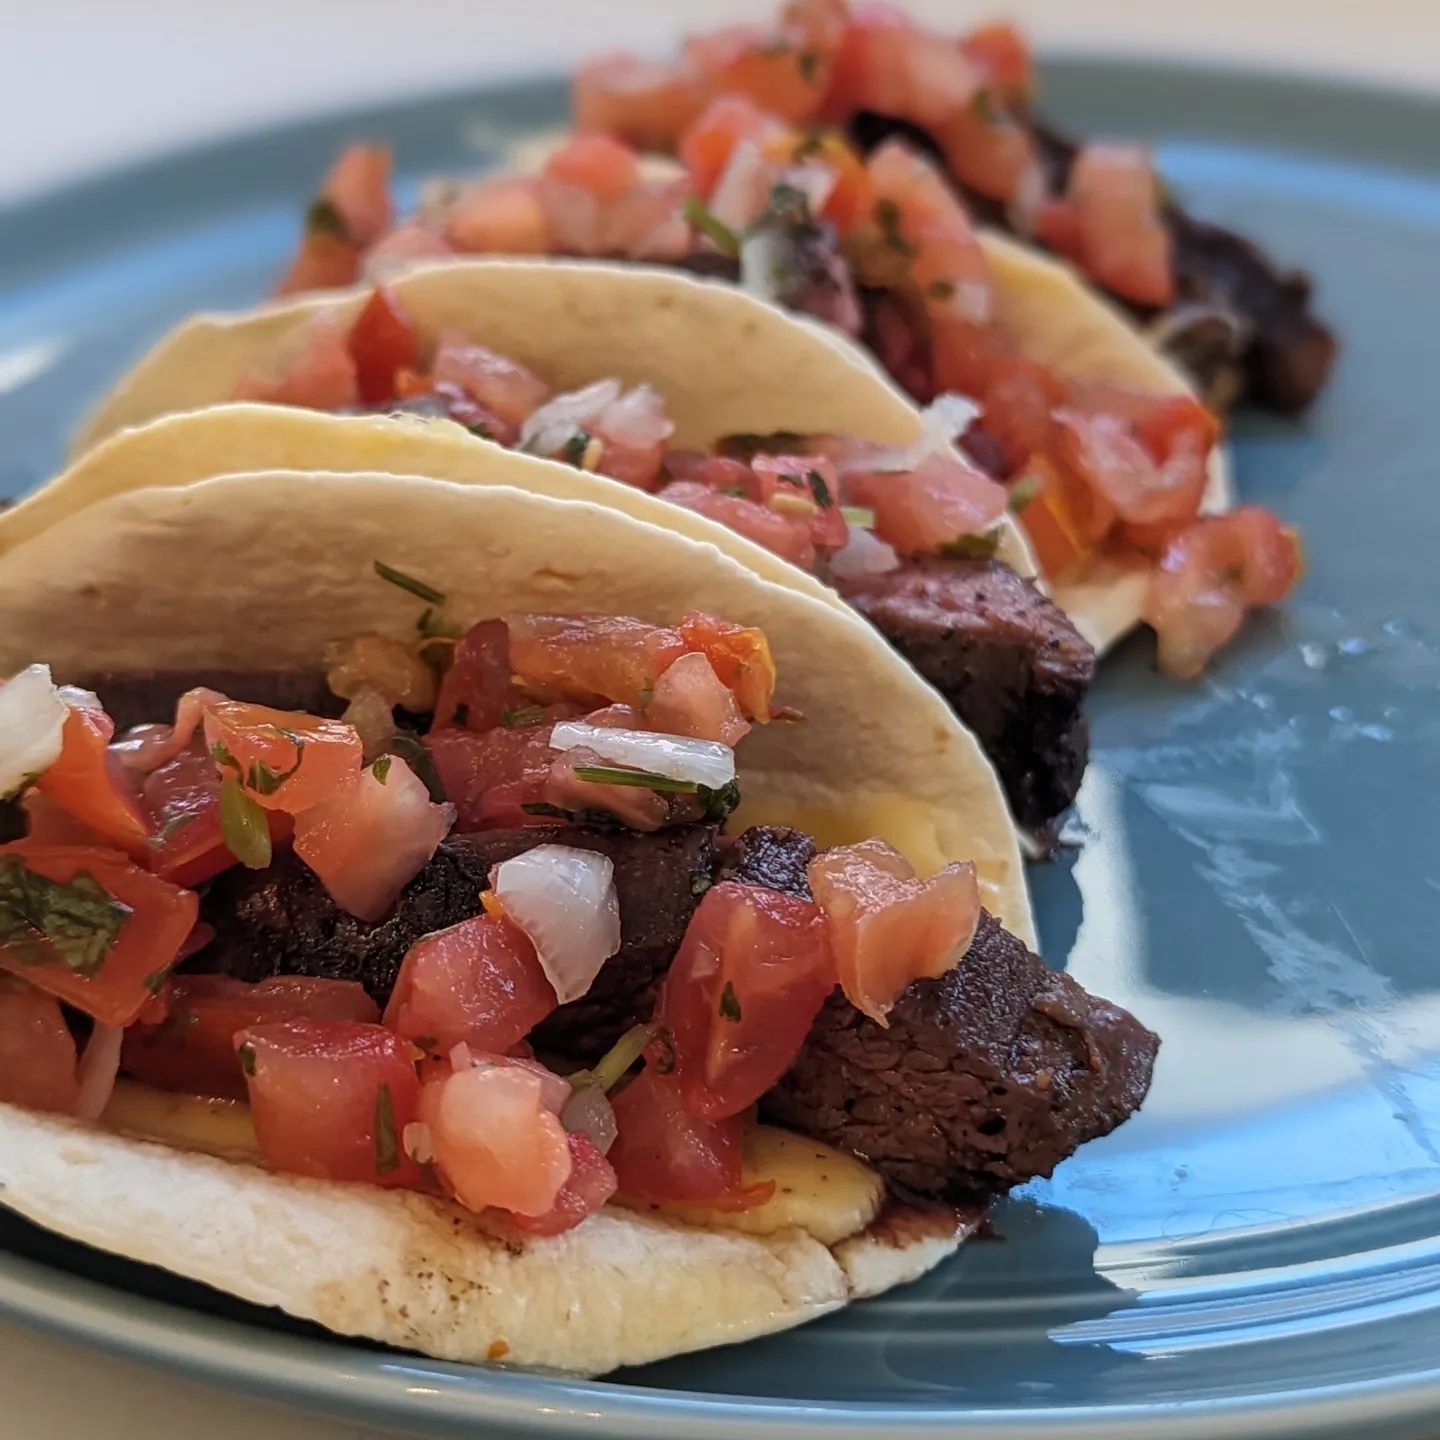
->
(63, 261), (1294, 827)
(0, 472), (1155, 1374)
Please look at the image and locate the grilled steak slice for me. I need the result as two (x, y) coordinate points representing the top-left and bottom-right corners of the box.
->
(838, 558), (1094, 830)
(761, 910), (1157, 1202)
(715, 825), (818, 898)
(196, 824), (716, 1053)
(848, 109), (1336, 414)
(75, 670), (345, 731)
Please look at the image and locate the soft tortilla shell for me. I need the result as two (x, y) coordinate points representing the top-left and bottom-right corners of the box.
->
(0, 1101), (973, 1374)
(0, 470), (1033, 945)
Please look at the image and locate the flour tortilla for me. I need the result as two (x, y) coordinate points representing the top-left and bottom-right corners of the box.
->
(0, 1101), (976, 1375)
(0, 472), (1009, 1371)
(0, 470), (1033, 944)
(66, 249), (1228, 653)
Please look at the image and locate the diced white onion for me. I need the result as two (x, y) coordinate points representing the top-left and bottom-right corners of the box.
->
(596, 383), (673, 448)
(739, 226), (790, 304)
(835, 392), (983, 477)
(1006, 159), (1049, 238)
(403, 1121), (435, 1165)
(561, 1084), (619, 1156)
(829, 526), (902, 580)
(74, 1023), (124, 1122)
(777, 162), (837, 216)
(520, 378), (621, 458)
(709, 139), (769, 232)
(549, 721), (736, 789)
(0, 664), (68, 799)
(491, 844), (621, 1006)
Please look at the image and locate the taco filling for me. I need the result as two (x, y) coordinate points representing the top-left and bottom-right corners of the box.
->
(0, 596), (1154, 1240)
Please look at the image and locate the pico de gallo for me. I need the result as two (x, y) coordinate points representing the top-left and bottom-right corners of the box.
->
(0, 594), (984, 1236)
(235, 284), (1299, 678)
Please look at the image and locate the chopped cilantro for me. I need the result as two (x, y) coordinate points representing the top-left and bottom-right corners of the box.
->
(572, 764), (699, 794)
(389, 733), (446, 803)
(0, 858), (132, 976)
(451, 702), (471, 728)
(374, 559), (447, 606)
(143, 966), (172, 993)
(970, 87), (998, 124)
(718, 981), (742, 1023)
(1007, 474), (1044, 514)
(237, 1042), (257, 1077)
(219, 774), (273, 870)
(305, 197), (347, 239)
(417, 606), (462, 640)
(561, 428), (594, 468)
(682, 197), (740, 259)
(807, 469), (833, 508)
(796, 48), (820, 83)
(873, 197), (914, 256)
(374, 1082), (400, 1175)
(697, 778), (742, 824)
(209, 740), (241, 775)
(371, 754), (393, 784)
(941, 529), (1002, 561)
(520, 801), (625, 828)
(840, 505), (876, 527)
(691, 873), (713, 897)
(465, 421), (492, 440)
(927, 278), (957, 301)
(148, 812), (196, 847)
(245, 747), (303, 797)
(501, 704), (545, 729)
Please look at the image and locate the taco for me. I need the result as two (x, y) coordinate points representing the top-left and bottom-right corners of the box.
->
(0, 472), (1155, 1374)
(61, 258), (1294, 830)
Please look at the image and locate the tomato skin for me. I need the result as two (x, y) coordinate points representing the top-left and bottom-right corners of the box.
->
(202, 702), (363, 814)
(677, 612), (777, 722)
(808, 840), (981, 1024)
(36, 700), (150, 858)
(659, 882), (834, 1120)
(239, 1017), (424, 1188)
(608, 1064), (769, 1207)
(0, 979), (80, 1113)
(505, 613), (687, 710)
(660, 480), (817, 572)
(383, 914), (558, 1057)
(0, 843), (199, 1027)
(506, 1132), (618, 1235)
(347, 286), (419, 406)
(123, 974), (379, 1100)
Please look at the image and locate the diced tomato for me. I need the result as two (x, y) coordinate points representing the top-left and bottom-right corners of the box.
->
(543, 132), (641, 201)
(1065, 145), (1174, 308)
(432, 620), (517, 734)
(505, 614), (687, 709)
(363, 221), (454, 272)
(233, 314), (360, 410)
(240, 1017), (424, 1187)
(661, 480), (817, 571)
(0, 979), (79, 1113)
(383, 914), (557, 1056)
(677, 611), (777, 721)
(1032, 197), (1082, 259)
(346, 286), (419, 406)
(795, 131), (874, 234)
(0, 843), (199, 1026)
(573, 53), (708, 152)
(935, 103), (1038, 205)
(202, 701), (363, 814)
(684, 23), (830, 125)
(420, 1062), (572, 1215)
(275, 232), (363, 298)
(506, 1131), (618, 1235)
(679, 94), (787, 198)
(659, 881), (833, 1119)
(293, 757), (452, 922)
(809, 839), (980, 1024)
(1015, 456), (1098, 578)
(848, 452), (1007, 555)
(320, 143), (394, 246)
(35, 697), (150, 857)
(747, 454), (848, 551)
(1143, 507), (1302, 679)
(441, 177), (550, 256)
(425, 725), (556, 831)
(19, 795), (112, 849)
(591, 385), (674, 491)
(608, 1063), (771, 1207)
(960, 21), (1034, 98)
(646, 653), (749, 746)
(139, 740), (230, 886)
(123, 974), (379, 1100)
(1052, 409), (1204, 528)
(543, 749), (671, 831)
(980, 358), (1065, 474)
(430, 334), (551, 429)
(857, 141), (992, 323)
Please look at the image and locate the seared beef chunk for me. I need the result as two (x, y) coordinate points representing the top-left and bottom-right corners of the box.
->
(198, 824), (716, 1053)
(761, 910), (1157, 1202)
(76, 670), (344, 732)
(848, 110), (1336, 414)
(715, 825), (818, 898)
(838, 558), (1093, 830)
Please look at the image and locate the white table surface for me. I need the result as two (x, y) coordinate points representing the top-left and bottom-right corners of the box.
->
(1, 2), (1437, 1436)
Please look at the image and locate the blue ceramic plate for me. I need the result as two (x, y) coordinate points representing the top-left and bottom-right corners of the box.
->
(2, 58), (1439, 1440)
